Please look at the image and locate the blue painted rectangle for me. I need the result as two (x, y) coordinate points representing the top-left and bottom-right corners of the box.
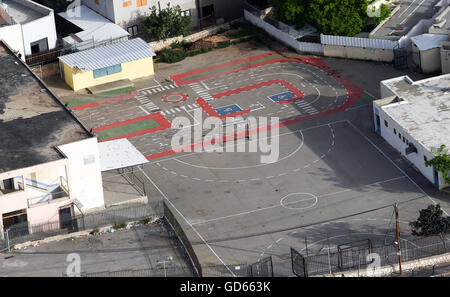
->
(215, 104), (243, 116)
(269, 91), (296, 102)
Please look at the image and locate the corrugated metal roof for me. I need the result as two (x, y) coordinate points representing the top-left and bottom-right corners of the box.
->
(411, 34), (448, 51)
(320, 34), (398, 50)
(59, 38), (156, 71)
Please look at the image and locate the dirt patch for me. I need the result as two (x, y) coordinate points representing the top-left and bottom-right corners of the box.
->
(188, 35), (230, 50)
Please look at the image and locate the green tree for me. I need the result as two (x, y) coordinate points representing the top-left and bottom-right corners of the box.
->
(372, 4), (391, 25)
(409, 204), (450, 236)
(306, 0), (369, 36)
(268, 0), (370, 36)
(268, 0), (306, 28)
(425, 144), (450, 184)
(142, 3), (191, 41)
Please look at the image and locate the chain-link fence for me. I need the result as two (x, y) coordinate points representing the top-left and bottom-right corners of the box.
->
(202, 263), (250, 277)
(163, 202), (203, 277)
(292, 234), (450, 277)
(249, 257), (273, 277)
(4, 201), (162, 248)
(80, 266), (193, 277)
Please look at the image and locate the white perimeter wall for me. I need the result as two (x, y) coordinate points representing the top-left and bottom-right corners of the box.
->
(244, 10), (324, 54)
(0, 23), (25, 59)
(21, 12), (57, 55)
(58, 137), (105, 212)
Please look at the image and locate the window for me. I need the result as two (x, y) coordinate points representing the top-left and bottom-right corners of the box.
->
(136, 0), (147, 7)
(424, 156), (428, 162)
(95, 0), (99, 4)
(93, 64), (122, 78)
(182, 9), (191, 17)
(123, 0), (132, 7)
(393, 128), (397, 135)
(402, 136), (405, 143)
(127, 25), (139, 36)
(398, 133), (401, 139)
(384, 120), (388, 127)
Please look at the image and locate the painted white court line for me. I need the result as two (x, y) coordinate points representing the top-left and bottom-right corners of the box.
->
(137, 166), (236, 277)
(147, 120), (349, 165)
(190, 176), (408, 226)
(345, 120), (449, 216)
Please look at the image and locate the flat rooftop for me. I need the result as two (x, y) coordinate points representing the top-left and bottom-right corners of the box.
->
(58, 5), (129, 46)
(379, 74), (450, 151)
(371, 0), (441, 40)
(1, 0), (46, 24)
(0, 42), (91, 173)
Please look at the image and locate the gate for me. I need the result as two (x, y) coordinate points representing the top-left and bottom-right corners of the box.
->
(337, 239), (372, 270)
(291, 248), (308, 277)
(0, 230), (10, 252)
(393, 45), (409, 69)
(249, 257), (273, 277)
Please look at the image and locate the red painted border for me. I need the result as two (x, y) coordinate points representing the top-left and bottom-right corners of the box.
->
(94, 112), (171, 142)
(170, 52), (278, 86)
(71, 89), (139, 111)
(212, 79), (304, 104)
(163, 93), (188, 103)
(196, 98), (251, 119)
(146, 57), (363, 161)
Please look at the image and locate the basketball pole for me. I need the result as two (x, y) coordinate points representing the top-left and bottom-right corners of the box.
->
(394, 202), (402, 274)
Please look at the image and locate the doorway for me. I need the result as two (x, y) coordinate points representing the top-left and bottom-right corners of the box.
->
(30, 37), (49, 54)
(59, 206), (78, 232)
(2, 209), (28, 229)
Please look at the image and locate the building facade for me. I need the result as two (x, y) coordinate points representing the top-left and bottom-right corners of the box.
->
(0, 0), (57, 59)
(0, 41), (105, 236)
(374, 75), (450, 190)
(81, 0), (244, 36)
(58, 37), (155, 91)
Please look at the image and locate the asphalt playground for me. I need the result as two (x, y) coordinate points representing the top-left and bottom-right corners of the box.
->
(66, 50), (449, 276)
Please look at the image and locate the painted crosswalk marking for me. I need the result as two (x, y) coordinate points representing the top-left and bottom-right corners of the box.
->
(138, 83), (177, 96)
(189, 82), (214, 101)
(160, 103), (199, 116)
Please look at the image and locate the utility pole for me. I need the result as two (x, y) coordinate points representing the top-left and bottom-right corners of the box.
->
(394, 202), (402, 275)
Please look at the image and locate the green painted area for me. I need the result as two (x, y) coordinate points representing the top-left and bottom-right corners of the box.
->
(183, 54), (285, 81)
(96, 119), (159, 140)
(62, 86), (136, 108)
(353, 91), (378, 108)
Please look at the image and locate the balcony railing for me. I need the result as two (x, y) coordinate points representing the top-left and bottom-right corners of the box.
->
(26, 176), (70, 207)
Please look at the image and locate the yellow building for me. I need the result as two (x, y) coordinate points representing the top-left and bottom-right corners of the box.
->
(58, 38), (156, 91)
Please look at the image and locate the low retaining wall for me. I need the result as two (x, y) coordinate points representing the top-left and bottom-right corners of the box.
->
(244, 10), (323, 54)
(149, 18), (243, 52)
(323, 44), (394, 62)
(244, 6), (398, 62)
(315, 252), (450, 277)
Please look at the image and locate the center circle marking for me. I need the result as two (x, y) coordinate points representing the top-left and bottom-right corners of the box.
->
(280, 193), (318, 210)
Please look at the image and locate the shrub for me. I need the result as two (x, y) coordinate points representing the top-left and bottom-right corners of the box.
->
(112, 222), (127, 230)
(139, 218), (151, 225)
(156, 48), (187, 63)
(142, 3), (191, 40)
(215, 40), (232, 49)
(170, 40), (189, 49)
